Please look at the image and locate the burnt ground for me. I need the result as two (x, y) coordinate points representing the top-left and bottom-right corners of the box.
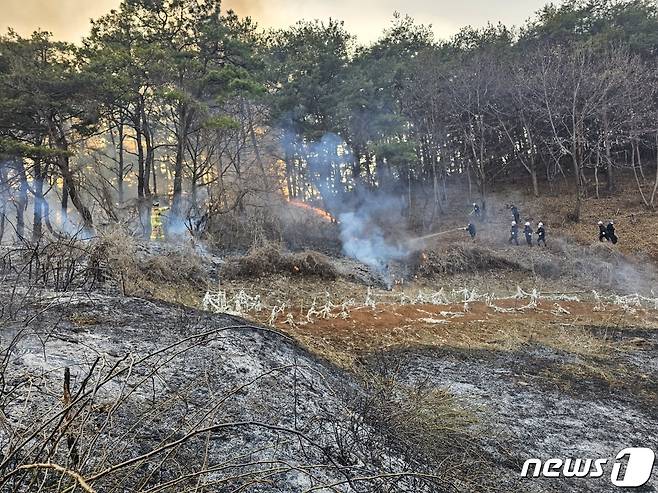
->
(2, 223), (658, 492)
(383, 335), (658, 492)
(3, 284), (657, 492)
(0, 287), (481, 493)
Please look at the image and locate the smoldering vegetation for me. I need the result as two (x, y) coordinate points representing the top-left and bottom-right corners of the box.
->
(2, 214), (657, 303)
(220, 242), (338, 279)
(412, 235), (658, 296)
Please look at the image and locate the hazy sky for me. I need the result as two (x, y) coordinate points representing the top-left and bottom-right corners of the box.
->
(0, 0), (550, 43)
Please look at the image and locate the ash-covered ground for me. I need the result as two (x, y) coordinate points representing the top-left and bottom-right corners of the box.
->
(1, 233), (658, 492)
(386, 338), (658, 492)
(0, 290), (451, 492)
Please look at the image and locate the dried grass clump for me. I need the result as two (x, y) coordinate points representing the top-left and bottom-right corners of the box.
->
(93, 227), (207, 303)
(532, 259), (562, 278)
(415, 245), (527, 277)
(205, 199), (340, 255)
(221, 242), (337, 280)
(140, 249), (206, 284)
(347, 356), (479, 483)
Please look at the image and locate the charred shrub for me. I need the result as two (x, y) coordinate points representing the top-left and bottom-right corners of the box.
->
(414, 245), (529, 277)
(221, 242), (338, 279)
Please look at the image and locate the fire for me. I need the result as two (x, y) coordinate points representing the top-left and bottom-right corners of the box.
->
(287, 198), (334, 222)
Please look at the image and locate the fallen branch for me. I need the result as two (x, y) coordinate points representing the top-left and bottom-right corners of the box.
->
(16, 463), (95, 493)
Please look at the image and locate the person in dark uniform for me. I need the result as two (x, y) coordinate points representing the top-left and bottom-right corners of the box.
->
(470, 203), (481, 218)
(509, 221), (519, 245)
(465, 222), (477, 239)
(606, 221), (618, 244)
(524, 222), (533, 246)
(598, 221), (608, 242)
(536, 222), (546, 247)
(511, 204), (520, 224)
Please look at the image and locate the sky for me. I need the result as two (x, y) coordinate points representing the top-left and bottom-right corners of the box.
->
(0, 0), (551, 44)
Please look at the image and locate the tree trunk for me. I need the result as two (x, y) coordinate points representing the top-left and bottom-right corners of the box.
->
(32, 159), (45, 241)
(650, 131), (658, 208)
(58, 157), (93, 231)
(171, 104), (193, 224)
(142, 105), (153, 196)
(571, 123), (582, 222)
(15, 158), (28, 241)
(61, 172), (69, 223)
(117, 123), (125, 203)
(0, 163), (8, 243)
(594, 147), (600, 200)
(135, 104), (145, 199)
(351, 146), (362, 185)
(530, 166), (539, 198)
(245, 100), (267, 189)
(635, 140), (646, 181)
(139, 199), (152, 239)
(631, 140), (650, 208)
(284, 148), (295, 198)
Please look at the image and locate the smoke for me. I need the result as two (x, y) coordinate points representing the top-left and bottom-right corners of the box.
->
(281, 131), (414, 275)
(336, 193), (411, 273)
(546, 236), (658, 296)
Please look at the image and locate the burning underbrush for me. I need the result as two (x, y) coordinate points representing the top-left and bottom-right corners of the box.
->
(205, 197), (341, 255)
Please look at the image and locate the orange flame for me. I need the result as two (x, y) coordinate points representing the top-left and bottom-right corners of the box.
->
(287, 198), (334, 223)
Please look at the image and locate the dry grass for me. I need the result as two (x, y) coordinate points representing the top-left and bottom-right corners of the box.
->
(538, 358), (658, 408)
(94, 227), (207, 305)
(221, 242), (338, 279)
(348, 358), (481, 485)
(413, 245), (529, 277)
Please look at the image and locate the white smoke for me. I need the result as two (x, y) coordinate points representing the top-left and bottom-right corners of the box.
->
(338, 209), (409, 271)
(279, 131), (415, 274)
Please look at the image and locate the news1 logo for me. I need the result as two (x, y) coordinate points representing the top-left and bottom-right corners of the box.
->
(521, 448), (656, 487)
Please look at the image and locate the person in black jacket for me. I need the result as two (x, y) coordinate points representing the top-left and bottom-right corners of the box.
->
(536, 222), (547, 246)
(607, 221), (618, 244)
(465, 222), (477, 239)
(511, 204), (520, 224)
(470, 203), (481, 218)
(598, 221), (608, 242)
(524, 222), (533, 246)
(509, 221), (519, 245)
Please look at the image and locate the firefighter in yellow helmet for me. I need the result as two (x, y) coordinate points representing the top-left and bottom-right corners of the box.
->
(151, 201), (166, 241)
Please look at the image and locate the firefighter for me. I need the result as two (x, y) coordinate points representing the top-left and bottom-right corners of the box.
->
(470, 202), (481, 218)
(598, 221), (608, 242)
(524, 222), (533, 246)
(511, 204), (520, 224)
(151, 201), (165, 241)
(607, 221), (618, 244)
(509, 221), (519, 245)
(536, 222), (546, 247)
(465, 222), (477, 239)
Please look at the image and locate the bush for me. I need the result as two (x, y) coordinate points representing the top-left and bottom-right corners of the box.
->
(221, 242), (338, 279)
(414, 245), (528, 277)
(93, 227), (207, 300)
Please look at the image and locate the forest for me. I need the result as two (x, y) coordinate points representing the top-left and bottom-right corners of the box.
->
(1, 0), (657, 246)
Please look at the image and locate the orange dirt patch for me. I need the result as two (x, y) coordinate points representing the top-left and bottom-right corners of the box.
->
(253, 299), (658, 366)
